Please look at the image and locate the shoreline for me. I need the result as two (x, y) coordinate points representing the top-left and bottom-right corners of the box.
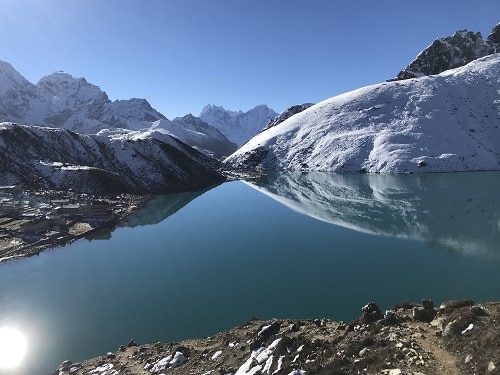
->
(53, 299), (500, 375)
(0, 194), (151, 263)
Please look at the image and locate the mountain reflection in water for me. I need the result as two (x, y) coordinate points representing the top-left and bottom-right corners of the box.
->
(247, 171), (499, 258)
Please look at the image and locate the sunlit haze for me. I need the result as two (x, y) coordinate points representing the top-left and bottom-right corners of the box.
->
(0, 326), (27, 369)
(0, 0), (499, 116)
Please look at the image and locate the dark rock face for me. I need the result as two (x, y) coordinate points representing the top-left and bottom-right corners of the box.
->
(395, 23), (500, 80)
(264, 103), (314, 130)
(360, 302), (384, 323)
(487, 23), (500, 46)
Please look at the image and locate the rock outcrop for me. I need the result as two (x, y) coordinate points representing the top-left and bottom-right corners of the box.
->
(395, 23), (500, 80)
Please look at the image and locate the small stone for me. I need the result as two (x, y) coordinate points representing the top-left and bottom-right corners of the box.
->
(413, 306), (436, 322)
(388, 369), (402, 375)
(470, 305), (488, 316)
(359, 347), (370, 357)
(106, 352), (116, 359)
(128, 339), (138, 347)
(361, 302), (384, 323)
(465, 354), (473, 364)
(422, 299), (434, 310)
(488, 361), (496, 371)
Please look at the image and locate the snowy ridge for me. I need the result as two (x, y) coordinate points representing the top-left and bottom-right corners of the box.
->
(0, 123), (224, 194)
(226, 54), (500, 173)
(200, 104), (278, 146)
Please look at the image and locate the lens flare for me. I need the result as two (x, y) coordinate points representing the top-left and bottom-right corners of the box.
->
(0, 327), (27, 369)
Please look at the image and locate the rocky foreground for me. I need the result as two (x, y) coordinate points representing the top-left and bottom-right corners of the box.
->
(54, 300), (500, 375)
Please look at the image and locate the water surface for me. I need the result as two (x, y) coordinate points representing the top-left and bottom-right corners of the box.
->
(0, 172), (499, 374)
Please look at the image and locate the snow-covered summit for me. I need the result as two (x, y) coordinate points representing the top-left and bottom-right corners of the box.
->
(200, 104), (278, 146)
(225, 54), (500, 173)
(0, 60), (34, 96)
(0, 60), (234, 158)
(36, 71), (106, 102)
(396, 23), (500, 80)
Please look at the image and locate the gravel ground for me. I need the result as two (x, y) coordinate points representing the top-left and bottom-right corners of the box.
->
(53, 299), (500, 375)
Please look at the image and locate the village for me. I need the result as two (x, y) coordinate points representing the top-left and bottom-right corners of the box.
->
(0, 185), (147, 261)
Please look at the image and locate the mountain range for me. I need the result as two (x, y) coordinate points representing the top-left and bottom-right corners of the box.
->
(200, 104), (278, 146)
(1, 22), (499, 193)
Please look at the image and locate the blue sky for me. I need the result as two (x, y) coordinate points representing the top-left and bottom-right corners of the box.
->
(1, 0), (499, 118)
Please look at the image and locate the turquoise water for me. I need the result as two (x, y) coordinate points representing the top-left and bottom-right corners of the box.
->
(0, 172), (499, 374)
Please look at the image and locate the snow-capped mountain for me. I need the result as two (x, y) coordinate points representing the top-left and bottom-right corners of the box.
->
(0, 65), (167, 133)
(225, 54), (500, 173)
(0, 61), (234, 159)
(395, 23), (500, 80)
(0, 60), (37, 120)
(170, 114), (237, 158)
(0, 123), (224, 194)
(199, 104), (278, 146)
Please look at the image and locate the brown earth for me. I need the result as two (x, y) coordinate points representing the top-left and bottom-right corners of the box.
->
(54, 300), (500, 375)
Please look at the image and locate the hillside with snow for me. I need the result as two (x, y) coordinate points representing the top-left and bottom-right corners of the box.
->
(225, 54), (500, 173)
(0, 123), (224, 194)
(199, 104), (278, 146)
(0, 61), (234, 159)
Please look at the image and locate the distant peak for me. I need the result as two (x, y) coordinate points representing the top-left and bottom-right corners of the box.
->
(37, 71), (87, 84)
(200, 104), (226, 115)
(0, 60), (33, 94)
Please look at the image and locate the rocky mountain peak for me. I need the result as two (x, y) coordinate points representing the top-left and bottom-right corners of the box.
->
(36, 71), (109, 103)
(487, 23), (500, 47)
(395, 23), (499, 80)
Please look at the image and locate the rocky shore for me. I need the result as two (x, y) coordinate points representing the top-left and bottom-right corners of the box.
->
(54, 299), (500, 375)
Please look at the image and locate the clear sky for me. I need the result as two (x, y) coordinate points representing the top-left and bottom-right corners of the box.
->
(0, 0), (499, 118)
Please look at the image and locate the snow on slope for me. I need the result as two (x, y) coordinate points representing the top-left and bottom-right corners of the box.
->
(0, 123), (224, 194)
(171, 114), (238, 158)
(226, 54), (500, 173)
(200, 104), (278, 146)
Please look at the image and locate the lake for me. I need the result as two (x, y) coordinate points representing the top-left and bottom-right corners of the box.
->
(0, 171), (499, 374)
